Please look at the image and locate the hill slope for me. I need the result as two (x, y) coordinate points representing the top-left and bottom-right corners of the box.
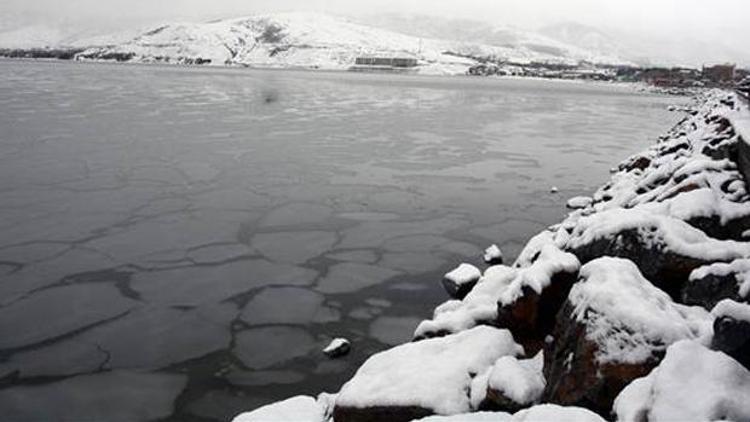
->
(74, 12), (633, 73)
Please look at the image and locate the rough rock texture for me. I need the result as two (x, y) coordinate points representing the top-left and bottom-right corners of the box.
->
(542, 258), (709, 415)
(494, 270), (577, 355)
(483, 353), (545, 413)
(414, 237), (579, 354)
(542, 301), (658, 416)
(333, 326), (523, 422)
(711, 300), (750, 370)
(683, 259), (750, 309)
(442, 264), (482, 300)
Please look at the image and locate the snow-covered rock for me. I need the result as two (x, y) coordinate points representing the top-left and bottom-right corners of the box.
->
(512, 404), (606, 422)
(415, 238), (579, 354)
(565, 207), (750, 297)
(333, 326), (523, 422)
(483, 244), (504, 266)
(711, 299), (750, 370)
(442, 263), (482, 299)
(613, 340), (750, 422)
(683, 258), (750, 309)
(565, 196), (593, 210)
(411, 404), (604, 422)
(543, 257), (711, 414)
(322, 338), (351, 358)
(484, 352), (545, 412)
(232, 396), (324, 422)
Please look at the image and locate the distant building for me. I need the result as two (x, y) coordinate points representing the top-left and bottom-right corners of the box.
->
(354, 57), (418, 68)
(702, 64), (736, 84)
(639, 67), (702, 87)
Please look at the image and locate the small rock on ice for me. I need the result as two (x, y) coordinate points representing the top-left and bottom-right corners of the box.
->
(323, 338), (351, 358)
(483, 244), (504, 265)
(549, 186), (559, 193)
(442, 263), (482, 299)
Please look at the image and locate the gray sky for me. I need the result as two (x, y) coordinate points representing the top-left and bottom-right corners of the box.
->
(2, 0), (749, 65)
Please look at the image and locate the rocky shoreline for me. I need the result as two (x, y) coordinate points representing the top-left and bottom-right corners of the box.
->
(234, 89), (750, 422)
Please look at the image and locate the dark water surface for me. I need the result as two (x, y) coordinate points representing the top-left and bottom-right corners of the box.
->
(0, 60), (684, 421)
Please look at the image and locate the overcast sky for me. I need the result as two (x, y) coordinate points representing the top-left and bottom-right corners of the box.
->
(2, 0), (748, 65)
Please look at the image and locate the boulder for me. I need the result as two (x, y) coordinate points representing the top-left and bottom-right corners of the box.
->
(542, 258), (710, 415)
(232, 396), (323, 422)
(565, 208), (750, 299)
(483, 244), (504, 266)
(322, 338), (351, 359)
(682, 259), (750, 309)
(613, 340), (750, 422)
(334, 326), (523, 422)
(711, 299), (750, 370)
(415, 235), (579, 354)
(483, 353), (545, 413)
(442, 264), (482, 300)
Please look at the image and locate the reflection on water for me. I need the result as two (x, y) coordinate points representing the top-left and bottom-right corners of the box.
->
(0, 60), (684, 421)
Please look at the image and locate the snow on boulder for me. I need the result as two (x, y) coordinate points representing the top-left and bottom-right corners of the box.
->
(613, 340), (750, 422)
(412, 405), (605, 422)
(483, 244), (504, 266)
(415, 237), (579, 355)
(543, 257), (711, 415)
(412, 412), (512, 422)
(484, 352), (545, 412)
(232, 396), (325, 422)
(566, 196), (593, 210)
(333, 326), (523, 422)
(511, 404), (606, 422)
(565, 208), (750, 298)
(322, 338), (351, 358)
(711, 299), (750, 370)
(442, 263), (482, 300)
(585, 92), (750, 241)
(683, 258), (750, 309)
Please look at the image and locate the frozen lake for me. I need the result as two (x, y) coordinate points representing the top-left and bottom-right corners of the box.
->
(0, 60), (685, 421)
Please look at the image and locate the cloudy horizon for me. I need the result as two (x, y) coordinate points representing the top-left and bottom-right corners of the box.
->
(1, 0), (748, 66)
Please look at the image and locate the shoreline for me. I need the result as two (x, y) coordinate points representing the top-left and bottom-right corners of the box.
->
(234, 89), (750, 421)
(0, 56), (679, 94)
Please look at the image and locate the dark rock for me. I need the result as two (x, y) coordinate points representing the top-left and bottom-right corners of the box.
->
(619, 155), (651, 172)
(322, 338), (351, 359)
(496, 270), (578, 355)
(682, 261), (749, 310)
(567, 227), (707, 299)
(333, 405), (432, 422)
(542, 301), (659, 416)
(711, 315), (750, 370)
(441, 264), (481, 300)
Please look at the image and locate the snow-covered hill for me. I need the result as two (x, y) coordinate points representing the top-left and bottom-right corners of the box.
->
(71, 12), (633, 74)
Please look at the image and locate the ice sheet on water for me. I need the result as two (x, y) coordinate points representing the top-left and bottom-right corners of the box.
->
(380, 251), (446, 274)
(259, 202), (333, 228)
(0, 284), (137, 350)
(369, 316), (423, 346)
(234, 327), (317, 369)
(316, 262), (401, 294)
(326, 249), (379, 264)
(240, 287), (340, 326)
(131, 259), (318, 306)
(251, 231), (338, 264)
(0, 371), (186, 422)
(65, 305), (234, 370)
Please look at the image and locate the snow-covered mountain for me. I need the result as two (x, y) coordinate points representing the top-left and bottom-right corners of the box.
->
(359, 14), (631, 66)
(68, 12), (633, 73)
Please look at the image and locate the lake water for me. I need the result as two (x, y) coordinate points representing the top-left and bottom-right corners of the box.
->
(0, 60), (684, 421)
